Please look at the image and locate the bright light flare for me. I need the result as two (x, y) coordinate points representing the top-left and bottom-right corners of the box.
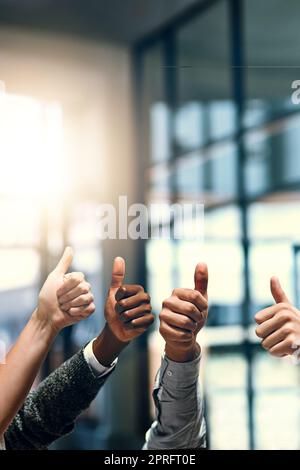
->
(0, 93), (66, 199)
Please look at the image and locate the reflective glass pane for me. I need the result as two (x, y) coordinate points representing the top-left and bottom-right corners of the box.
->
(205, 353), (249, 449)
(176, 0), (235, 152)
(175, 142), (238, 206)
(244, 116), (300, 196)
(146, 239), (174, 313)
(142, 44), (168, 164)
(244, 0), (300, 126)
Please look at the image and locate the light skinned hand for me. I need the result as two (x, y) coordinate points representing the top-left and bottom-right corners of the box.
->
(37, 247), (95, 333)
(159, 262), (208, 362)
(255, 277), (300, 357)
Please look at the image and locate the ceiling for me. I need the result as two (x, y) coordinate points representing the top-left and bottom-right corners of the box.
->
(0, 0), (202, 44)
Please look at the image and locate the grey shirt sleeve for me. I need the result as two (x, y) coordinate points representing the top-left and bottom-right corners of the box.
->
(144, 354), (206, 450)
(4, 349), (115, 450)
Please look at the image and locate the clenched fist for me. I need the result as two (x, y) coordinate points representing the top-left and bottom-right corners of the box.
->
(255, 277), (300, 357)
(104, 257), (154, 343)
(159, 262), (208, 362)
(36, 247), (95, 333)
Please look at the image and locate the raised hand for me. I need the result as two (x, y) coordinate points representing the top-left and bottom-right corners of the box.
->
(0, 247), (95, 436)
(159, 262), (208, 362)
(104, 257), (154, 343)
(37, 247), (95, 333)
(255, 277), (300, 357)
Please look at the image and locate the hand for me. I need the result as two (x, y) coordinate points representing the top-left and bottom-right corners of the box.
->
(104, 257), (154, 343)
(36, 247), (95, 333)
(255, 276), (300, 357)
(159, 262), (208, 362)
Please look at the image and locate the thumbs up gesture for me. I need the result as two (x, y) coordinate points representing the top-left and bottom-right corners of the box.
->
(255, 277), (300, 357)
(36, 247), (95, 333)
(159, 262), (209, 362)
(104, 257), (154, 343)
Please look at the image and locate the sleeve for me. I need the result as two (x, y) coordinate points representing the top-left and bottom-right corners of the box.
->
(144, 354), (206, 450)
(4, 349), (115, 450)
(83, 338), (118, 376)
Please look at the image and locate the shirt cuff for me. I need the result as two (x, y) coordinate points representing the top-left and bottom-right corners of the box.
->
(155, 352), (201, 389)
(83, 338), (118, 377)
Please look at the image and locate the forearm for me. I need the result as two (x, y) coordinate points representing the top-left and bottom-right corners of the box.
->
(93, 322), (129, 366)
(145, 351), (206, 450)
(0, 309), (56, 436)
(5, 348), (114, 450)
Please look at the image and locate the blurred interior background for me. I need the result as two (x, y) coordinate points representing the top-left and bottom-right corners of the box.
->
(0, 0), (300, 450)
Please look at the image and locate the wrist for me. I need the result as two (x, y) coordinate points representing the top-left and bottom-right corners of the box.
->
(93, 323), (130, 367)
(29, 309), (58, 345)
(165, 341), (201, 363)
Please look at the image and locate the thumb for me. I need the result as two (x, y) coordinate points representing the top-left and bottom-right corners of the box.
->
(54, 246), (74, 274)
(110, 257), (125, 288)
(270, 276), (290, 304)
(194, 262), (208, 299)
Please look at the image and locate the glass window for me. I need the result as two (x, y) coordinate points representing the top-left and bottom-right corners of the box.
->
(146, 239), (175, 313)
(176, 0), (235, 152)
(175, 141), (238, 206)
(244, 116), (300, 196)
(253, 351), (300, 449)
(244, 0), (300, 126)
(205, 352), (249, 449)
(248, 200), (300, 309)
(142, 44), (168, 165)
(139, 0), (300, 451)
(147, 163), (171, 205)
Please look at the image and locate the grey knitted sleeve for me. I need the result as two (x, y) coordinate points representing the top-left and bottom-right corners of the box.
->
(4, 349), (114, 450)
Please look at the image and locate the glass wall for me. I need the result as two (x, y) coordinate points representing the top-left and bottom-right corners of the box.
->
(136, 0), (300, 449)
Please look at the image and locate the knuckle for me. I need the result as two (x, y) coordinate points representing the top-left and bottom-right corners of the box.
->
(255, 326), (262, 338)
(182, 317), (192, 329)
(159, 310), (166, 322)
(280, 302), (291, 311)
(190, 290), (200, 303)
(286, 333), (296, 347)
(279, 310), (292, 322)
(282, 323), (294, 335)
(81, 285), (89, 294)
(159, 325), (165, 337)
(254, 313), (262, 324)
(187, 303), (196, 315)
(88, 303), (95, 314)
(144, 304), (152, 313)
